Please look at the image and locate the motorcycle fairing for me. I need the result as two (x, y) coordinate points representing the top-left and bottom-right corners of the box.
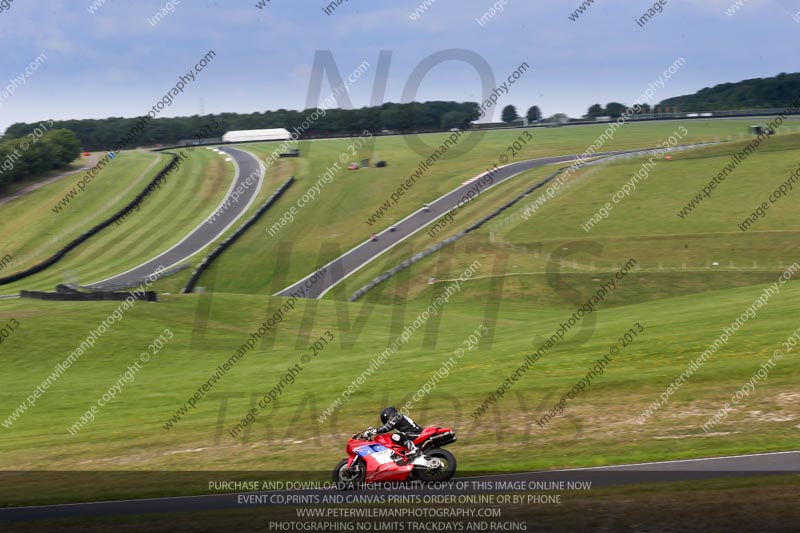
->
(354, 444), (395, 465)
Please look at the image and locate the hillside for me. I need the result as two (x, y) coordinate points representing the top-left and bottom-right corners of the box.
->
(659, 72), (800, 110)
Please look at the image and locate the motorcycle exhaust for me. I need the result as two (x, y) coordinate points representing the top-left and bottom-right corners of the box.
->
(420, 431), (456, 450)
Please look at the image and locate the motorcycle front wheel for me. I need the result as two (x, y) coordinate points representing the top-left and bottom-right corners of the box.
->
(332, 458), (365, 489)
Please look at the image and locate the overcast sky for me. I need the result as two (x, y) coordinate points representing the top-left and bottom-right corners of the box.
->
(0, 0), (798, 132)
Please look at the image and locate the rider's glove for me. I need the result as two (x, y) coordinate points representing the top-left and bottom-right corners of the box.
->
(364, 428), (376, 439)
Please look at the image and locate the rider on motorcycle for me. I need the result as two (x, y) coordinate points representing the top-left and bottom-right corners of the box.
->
(364, 407), (422, 457)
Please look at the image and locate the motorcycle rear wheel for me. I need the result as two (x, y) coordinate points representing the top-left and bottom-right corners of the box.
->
(414, 448), (457, 482)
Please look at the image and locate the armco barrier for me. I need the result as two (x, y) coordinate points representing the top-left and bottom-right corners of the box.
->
(20, 288), (157, 302)
(348, 235), (463, 302)
(182, 177), (295, 294)
(347, 164), (571, 302)
(0, 152), (182, 286)
(81, 263), (191, 292)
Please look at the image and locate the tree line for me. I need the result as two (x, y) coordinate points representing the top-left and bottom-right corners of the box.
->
(0, 127), (81, 190)
(582, 102), (652, 119)
(505, 70), (800, 123)
(659, 72), (800, 111)
(581, 72), (800, 118)
(4, 101), (482, 152)
(5, 72), (795, 156)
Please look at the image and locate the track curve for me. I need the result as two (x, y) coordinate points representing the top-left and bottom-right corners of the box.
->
(276, 146), (700, 299)
(85, 147), (263, 289)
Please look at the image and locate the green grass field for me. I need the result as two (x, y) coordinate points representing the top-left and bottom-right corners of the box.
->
(0, 148), (236, 294)
(0, 150), (166, 278)
(1, 120), (799, 506)
(342, 131), (800, 303)
(0, 278), (798, 502)
(186, 119), (791, 296)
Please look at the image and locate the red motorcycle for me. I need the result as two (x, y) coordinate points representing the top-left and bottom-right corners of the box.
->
(332, 427), (457, 486)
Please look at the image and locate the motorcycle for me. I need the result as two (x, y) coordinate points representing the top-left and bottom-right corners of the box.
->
(332, 426), (457, 486)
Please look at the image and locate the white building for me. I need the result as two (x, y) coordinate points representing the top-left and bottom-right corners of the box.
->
(221, 128), (291, 143)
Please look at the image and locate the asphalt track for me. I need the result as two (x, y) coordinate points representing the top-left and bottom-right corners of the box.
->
(85, 147), (263, 289)
(1, 450), (797, 521)
(276, 147), (681, 299)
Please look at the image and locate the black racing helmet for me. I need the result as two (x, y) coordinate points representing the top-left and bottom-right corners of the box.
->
(380, 406), (398, 424)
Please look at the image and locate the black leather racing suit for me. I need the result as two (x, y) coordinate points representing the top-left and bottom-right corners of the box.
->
(375, 412), (422, 450)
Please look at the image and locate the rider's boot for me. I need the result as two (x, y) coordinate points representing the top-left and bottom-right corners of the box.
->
(405, 441), (422, 459)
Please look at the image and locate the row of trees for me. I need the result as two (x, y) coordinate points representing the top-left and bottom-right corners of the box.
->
(499, 72), (800, 124)
(585, 102), (653, 119)
(5, 102), (553, 153)
(580, 73), (800, 119)
(4, 101), (481, 152)
(0, 129), (81, 190)
(500, 105), (542, 123)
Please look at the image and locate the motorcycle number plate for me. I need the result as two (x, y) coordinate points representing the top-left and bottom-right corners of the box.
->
(354, 444), (395, 465)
